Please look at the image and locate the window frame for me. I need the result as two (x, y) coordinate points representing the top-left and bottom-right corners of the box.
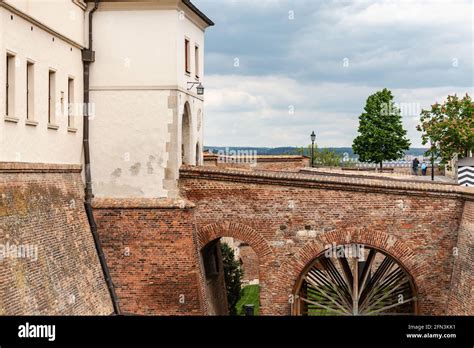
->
(185, 38), (191, 75)
(67, 77), (75, 129)
(26, 60), (35, 121)
(48, 69), (57, 127)
(5, 52), (16, 118)
(194, 44), (200, 79)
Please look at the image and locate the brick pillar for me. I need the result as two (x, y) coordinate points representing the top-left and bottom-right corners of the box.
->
(93, 198), (207, 315)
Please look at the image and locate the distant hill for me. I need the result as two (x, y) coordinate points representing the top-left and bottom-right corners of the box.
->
(204, 146), (428, 158)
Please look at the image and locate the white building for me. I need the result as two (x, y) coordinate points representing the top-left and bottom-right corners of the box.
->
(0, 0), (213, 198)
(0, 0), (86, 164)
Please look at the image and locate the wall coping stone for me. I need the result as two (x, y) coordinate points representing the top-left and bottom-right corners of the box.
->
(0, 162), (82, 173)
(180, 165), (474, 200)
(92, 197), (195, 209)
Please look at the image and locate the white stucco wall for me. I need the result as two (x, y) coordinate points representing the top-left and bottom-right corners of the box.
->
(89, 2), (208, 198)
(0, 3), (84, 165)
(177, 11), (205, 91)
(90, 89), (173, 197)
(4, 0), (86, 46)
(0, 0), (210, 196)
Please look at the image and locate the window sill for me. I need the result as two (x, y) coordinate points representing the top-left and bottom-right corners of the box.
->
(25, 120), (38, 127)
(67, 127), (78, 133)
(4, 116), (19, 123)
(47, 123), (59, 130)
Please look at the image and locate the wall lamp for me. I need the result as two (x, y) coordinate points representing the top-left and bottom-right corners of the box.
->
(187, 82), (205, 95)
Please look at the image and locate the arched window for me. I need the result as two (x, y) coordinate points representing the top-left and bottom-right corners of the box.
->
(181, 102), (192, 165)
(196, 142), (201, 165)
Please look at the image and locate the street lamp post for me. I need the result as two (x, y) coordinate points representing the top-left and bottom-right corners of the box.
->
(310, 131), (316, 168)
(430, 140), (435, 181)
(431, 147), (435, 182)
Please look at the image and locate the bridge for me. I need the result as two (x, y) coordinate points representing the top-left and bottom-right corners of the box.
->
(91, 166), (473, 316)
(178, 166), (473, 316)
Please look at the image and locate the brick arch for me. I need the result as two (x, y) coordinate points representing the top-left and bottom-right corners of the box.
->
(197, 221), (275, 315)
(197, 220), (273, 264)
(271, 227), (428, 316)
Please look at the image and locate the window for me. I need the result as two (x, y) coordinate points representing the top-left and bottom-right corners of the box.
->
(67, 78), (74, 128)
(6, 53), (15, 117)
(26, 61), (34, 120)
(195, 45), (199, 79)
(48, 70), (56, 125)
(185, 38), (190, 74)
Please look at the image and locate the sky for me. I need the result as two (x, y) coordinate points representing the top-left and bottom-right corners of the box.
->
(194, 0), (473, 148)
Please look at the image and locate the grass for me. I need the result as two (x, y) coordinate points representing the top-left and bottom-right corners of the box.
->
(236, 285), (260, 316)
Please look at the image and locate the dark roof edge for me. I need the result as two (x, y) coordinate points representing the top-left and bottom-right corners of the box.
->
(182, 0), (214, 26)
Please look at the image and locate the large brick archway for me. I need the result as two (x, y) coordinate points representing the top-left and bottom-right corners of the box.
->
(271, 227), (425, 315)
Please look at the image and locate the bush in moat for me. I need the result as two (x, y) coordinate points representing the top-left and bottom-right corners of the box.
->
(221, 242), (243, 316)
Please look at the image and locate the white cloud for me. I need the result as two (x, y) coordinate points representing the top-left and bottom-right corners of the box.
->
(203, 74), (470, 147)
(196, 0), (473, 147)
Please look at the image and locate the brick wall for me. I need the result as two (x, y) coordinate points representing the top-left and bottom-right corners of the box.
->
(93, 198), (206, 315)
(204, 154), (310, 172)
(239, 244), (259, 284)
(180, 166), (469, 315)
(0, 163), (113, 315)
(447, 200), (474, 315)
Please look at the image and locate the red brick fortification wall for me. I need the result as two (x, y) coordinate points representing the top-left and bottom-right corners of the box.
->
(204, 154), (310, 172)
(447, 199), (474, 315)
(93, 198), (207, 315)
(239, 244), (259, 284)
(180, 166), (470, 316)
(0, 163), (113, 315)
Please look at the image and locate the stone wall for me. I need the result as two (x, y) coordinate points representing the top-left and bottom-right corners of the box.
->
(93, 198), (206, 315)
(0, 163), (113, 315)
(180, 166), (469, 315)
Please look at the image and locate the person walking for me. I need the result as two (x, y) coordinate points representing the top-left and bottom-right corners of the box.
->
(421, 162), (427, 176)
(412, 158), (419, 176)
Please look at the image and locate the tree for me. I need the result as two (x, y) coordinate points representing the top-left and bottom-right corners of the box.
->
(221, 243), (243, 316)
(307, 146), (342, 167)
(352, 89), (411, 168)
(417, 94), (474, 166)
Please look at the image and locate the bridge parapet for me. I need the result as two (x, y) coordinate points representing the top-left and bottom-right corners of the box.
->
(179, 165), (471, 315)
(180, 165), (473, 199)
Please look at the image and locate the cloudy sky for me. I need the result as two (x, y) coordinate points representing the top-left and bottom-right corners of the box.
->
(195, 0), (473, 148)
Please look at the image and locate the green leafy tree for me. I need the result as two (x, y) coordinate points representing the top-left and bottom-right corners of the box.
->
(306, 146), (342, 167)
(352, 88), (411, 168)
(221, 243), (243, 316)
(417, 94), (474, 166)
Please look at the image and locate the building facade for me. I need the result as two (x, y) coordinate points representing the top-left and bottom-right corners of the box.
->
(1, 0), (212, 196)
(0, 0), (86, 165)
(0, 0), (214, 315)
(89, 0), (212, 198)
(1, 0), (471, 318)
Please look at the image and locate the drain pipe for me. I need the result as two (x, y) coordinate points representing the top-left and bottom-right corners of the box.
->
(82, 0), (121, 315)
